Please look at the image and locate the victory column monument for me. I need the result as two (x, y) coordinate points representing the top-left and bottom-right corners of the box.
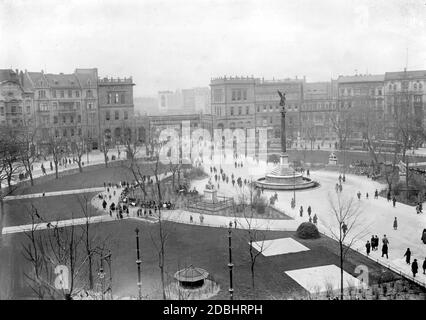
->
(256, 91), (318, 190)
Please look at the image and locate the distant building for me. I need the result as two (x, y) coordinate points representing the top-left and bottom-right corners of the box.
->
(336, 74), (385, 148)
(301, 80), (338, 146)
(158, 90), (183, 113)
(182, 87), (211, 114)
(384, 69), (426, 140)
(98, 76), (135, 145)
(0, 69), (34, 129)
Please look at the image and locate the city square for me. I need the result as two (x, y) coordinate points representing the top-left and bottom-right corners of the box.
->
(1, 0), (426, 304)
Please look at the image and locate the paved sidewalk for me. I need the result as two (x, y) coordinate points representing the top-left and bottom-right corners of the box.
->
(3, 187), (105, 201)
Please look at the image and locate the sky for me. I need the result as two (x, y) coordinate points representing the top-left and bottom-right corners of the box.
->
(1, 0), (425, 97)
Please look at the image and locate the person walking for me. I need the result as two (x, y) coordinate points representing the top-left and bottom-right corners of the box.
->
(392, 196), (397, 208)
(374, 235), (379, 251)
(299, 206), (303, 217)
(382, 235), (389, 259)
(313, 214), (318, 225)
(411, 259), (418, 277)
(370, 235), (375, 251)
(422, 257), (426, 275)
(307, 206), (312, 217)
(365, 241), (371, 256)
(374, 189), (379, 199)
(421, 229), (426, 244)
(393, 217), (398, 230)
(404, 248), (411, 265)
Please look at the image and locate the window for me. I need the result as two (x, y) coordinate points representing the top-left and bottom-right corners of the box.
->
(414, 83), (418, 90)
(420, 83), (423, 90)
(105, 111), (110, 121)
(232, 91), (236, 101)
(238, 106), (242, 115)
(11, 106), (16, 114)
(52, 90), (56, 98)
(124, 111), (128, 120)
(38, 90), (46, 99)
(76, 91), (80, 97)
(70, 116), (74, 123)
(213, 89), (223, 102)
(257, 105), (260, 112)
(76, 102), (80, 109)
(115, 110), (119, 120)
(237, 90), (241, 100)
(120, 93), (125, 104)
(88, 103), (93, 109)
(243, 90), (247, 100)
(378, 89), (382, 96)
(108, 93), (112, 104)
(0, 107), (4, 115)
(26, 106), (30, 114)
(71, 128), (74, 136)
(87, 90), (93, 98)
(246, 106), (249, 115)
(53, 116), (58, 124)
(60, 90), (65, 98)
(269, 105), (273, 112)
(78, 128), (82, 136)
(68, 90), (72, 98)
(230, 107), (234, 116)
(115, 93), (119, 104)
(62, 116), (66, 124)
(78, 115), (81, 123)
(52, 102), (58, 109)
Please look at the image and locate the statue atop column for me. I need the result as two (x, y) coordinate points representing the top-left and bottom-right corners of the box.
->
(277, 90), (287, 154)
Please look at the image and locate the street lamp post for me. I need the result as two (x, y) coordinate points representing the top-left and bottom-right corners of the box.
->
(135, 228), (142, 300)
(293, 160), (296, 207)
(227, 228), (234, 300)
(98, 260), (105, 300)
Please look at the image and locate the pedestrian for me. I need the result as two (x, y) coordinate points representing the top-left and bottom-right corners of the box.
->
(299, 206), (303, 217)
(234, 219), (237, 229)
(382, 235), (389, 259)
(307, 206), (312, 217)
(404, 248), (411, 264)
(365, 241), (371, 256)
(422, 257), (426, 275)
(374, 189), (379, 199)
(370, 235), (375, 251)
(393, 217), (398, 230)
(412, 259), (418, 277)
(375, 235), (379, 250)
(421, 229), (426, 244)
(357, 191), (361, 200)
(313, 214), (318, 225)
(387, 191), (391, 202)
(392, 196), (396, 207)
(366, 192), (369, 199)
(309, 216), (312, 223)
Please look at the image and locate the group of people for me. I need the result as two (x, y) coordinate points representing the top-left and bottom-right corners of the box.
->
(365, 234), (390, 258)
(403, 248), (426, 278)
(298, 205), (318, 225)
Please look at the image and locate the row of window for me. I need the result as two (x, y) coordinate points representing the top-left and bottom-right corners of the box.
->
(38, 89), (94, 99)
(54, 128), (82, 137)
(107, 92), (126, 104)
(38, 102), (94, 111)
(105, 110), (129, 121)
(388, 82), (423, 91)
(231, 89), (248, 101)
(340, 88), (383, 97)
(0, 106), (31, 115)
(53, 115), (82, 124)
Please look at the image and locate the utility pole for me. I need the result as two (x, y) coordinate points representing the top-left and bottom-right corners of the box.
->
(227, 228), (234, 300)
(135, 228), (142, 300)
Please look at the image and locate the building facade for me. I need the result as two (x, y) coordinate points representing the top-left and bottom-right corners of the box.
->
(383, 70), (426, 141)
(98, 76), (135, 145)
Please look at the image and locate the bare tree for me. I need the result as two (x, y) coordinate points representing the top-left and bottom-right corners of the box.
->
(46, 135), (64, 179)
(0, 126), (22, 189)
(71, 136), (86, 173)
(325, 193), (367, 300)
(235, 182), (268, 290)
(100, 136), (111, 168)
(16, 127), (39, 186)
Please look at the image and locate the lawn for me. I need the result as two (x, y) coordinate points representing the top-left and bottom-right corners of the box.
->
(2, 218), (419, 300)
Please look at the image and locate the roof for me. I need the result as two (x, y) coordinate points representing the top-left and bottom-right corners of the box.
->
(338, 74), (385, 83)
(174, 265), (209, 282)
(385, 70), (426, 81)
(0, 69), (20, 83)
(74, 68), (98, 88)
(44, 73), (80, 88)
